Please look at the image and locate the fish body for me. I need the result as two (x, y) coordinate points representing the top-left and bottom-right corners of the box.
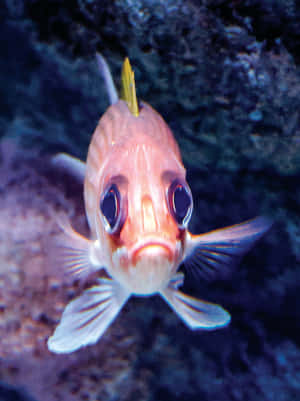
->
(48, 57), (272, 353)
(84, 100), (185, 295)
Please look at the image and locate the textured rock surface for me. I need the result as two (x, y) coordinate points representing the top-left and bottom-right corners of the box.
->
(1, 1), (300, 173)
(0, 1), (300, 401)
(0, 142), (145, 401)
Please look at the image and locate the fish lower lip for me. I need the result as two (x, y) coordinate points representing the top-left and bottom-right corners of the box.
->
(131, 242), (173, 264)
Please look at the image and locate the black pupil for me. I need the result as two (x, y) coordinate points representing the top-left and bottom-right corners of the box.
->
(173, 185), (191, 224)
(100, 185), (119, 229)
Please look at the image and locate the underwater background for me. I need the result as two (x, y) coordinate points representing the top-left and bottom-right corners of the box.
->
(0, 1), (299, 400)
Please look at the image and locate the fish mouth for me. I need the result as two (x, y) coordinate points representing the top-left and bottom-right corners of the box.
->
(131, 238), (174, 265)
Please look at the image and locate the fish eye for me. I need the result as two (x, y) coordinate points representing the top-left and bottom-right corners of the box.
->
(168, 180), (193, 228)
(100, 184), (122, 233)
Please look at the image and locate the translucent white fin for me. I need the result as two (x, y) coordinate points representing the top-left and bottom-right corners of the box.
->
(48, 277), (130, 353)
(160, 282), (230, 330)
(55, 216), (105, 280)
(169, 272), (185, 289)
(184, 216), (272, 281)
(96, 53), (118, 105)
(51, 153), (86, 182)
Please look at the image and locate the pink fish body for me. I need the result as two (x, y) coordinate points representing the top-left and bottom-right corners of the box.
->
(48, 57), (271, 353)
(84, 100), (185, 294)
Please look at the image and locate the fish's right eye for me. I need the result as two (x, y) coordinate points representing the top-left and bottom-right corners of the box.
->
(100, 184), (122, 234)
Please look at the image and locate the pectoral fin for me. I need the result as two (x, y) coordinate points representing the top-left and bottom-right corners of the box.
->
(184, 216), (272, 281)
(160, 280), (230, 329)
(51, 153), (86, 182)
(48, 278), (130, 353)
(54, 216), (106, 280)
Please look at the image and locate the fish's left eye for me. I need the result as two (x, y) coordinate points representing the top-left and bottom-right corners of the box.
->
(168, 180), (193, 228)
(100, 184), (123, 234)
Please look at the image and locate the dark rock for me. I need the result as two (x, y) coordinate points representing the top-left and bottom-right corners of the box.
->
(0, 382), (37, 401)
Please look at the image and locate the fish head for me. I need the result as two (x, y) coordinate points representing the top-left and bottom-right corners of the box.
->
(90, 103), (193, 294)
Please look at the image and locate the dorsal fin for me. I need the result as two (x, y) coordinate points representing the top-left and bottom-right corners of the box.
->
(121, 58), (139, 117)
(96, 53), (118, 105)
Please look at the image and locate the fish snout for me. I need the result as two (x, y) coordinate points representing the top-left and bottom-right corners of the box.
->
(141, 194), (158, 233)
(125, 238), (178, 294)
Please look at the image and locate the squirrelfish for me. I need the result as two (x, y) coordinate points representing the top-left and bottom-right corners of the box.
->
(48, 56), (271, 353)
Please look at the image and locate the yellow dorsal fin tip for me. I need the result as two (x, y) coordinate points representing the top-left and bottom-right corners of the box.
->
(121, 57), (139, 117)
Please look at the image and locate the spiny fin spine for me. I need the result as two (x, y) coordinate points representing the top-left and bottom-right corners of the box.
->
(121, 58), (139, 117)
